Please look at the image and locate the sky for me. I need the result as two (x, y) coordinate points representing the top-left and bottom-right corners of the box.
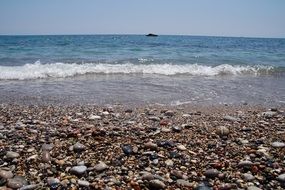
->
(0, 0), (285, 38)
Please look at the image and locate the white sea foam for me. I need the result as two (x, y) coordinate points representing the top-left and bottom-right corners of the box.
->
(0, 61), (274, 80)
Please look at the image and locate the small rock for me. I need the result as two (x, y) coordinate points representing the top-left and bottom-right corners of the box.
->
(271, 141), (285, 148)
(70, 166), (87, 176)
(149, 179), (166, 189)
(247, 186), (262, 190)
(262, 111), (277, 118)
(238, 160), (253, 168)
(165, 159), (174, 167)
(19, 184), (40, 190)
(204, 169), (220, 178)
(94, 161), (108, 172)
(243, 173), (255, 181)
(172, 126), (182, 132)
(6, 151), (20, 159)
(122, 144), (133, 155)
(277, 173), (285, 183)
(47, 177), (60, 188)
(149, 116), (160, 121)
(223, 115), (241, 122)
(195, 182), (211, 190)
(145, 141), (158, 150)
(0, 170), (13, 179)
(42, 151), (51, 163)
(27, 154), (38, 162)
(216, 126), (230, 137)
(78, 180), (90, 187)
(165, 110), (174, 117)
(177, 179), (192, 187)
(171, 170), (183, 179)
(73, 142), (85, 152)
(177, 144), (187, 151)
(88, 115), (101, 120)
(7, 176), (27, 189)
(42, 143), (54, 151)
(142, 173), (155, 181)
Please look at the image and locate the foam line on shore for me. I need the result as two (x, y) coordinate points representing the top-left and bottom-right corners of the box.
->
(0, 61), (276, 80)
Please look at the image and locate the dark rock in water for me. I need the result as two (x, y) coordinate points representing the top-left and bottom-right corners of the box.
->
(146, 33), (158, 37)
(122, 144), (133, 155)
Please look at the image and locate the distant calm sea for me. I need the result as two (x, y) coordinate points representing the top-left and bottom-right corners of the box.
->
(0, 35), (284, 106)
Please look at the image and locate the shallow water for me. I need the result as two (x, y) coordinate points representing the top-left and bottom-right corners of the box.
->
(0, 35), (284, 106)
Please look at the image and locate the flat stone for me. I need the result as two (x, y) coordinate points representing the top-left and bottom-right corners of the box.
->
(142, 172), (154, 181)
(243, 173), (255, 181)
(0, 170), (13, 179)
(148, 116), (160, 121)
(177, 179), (192, 187)
(177, 144), (187, 151)
(149, 179), (166, 189)
(204, 169), (220, 178)
(70, 166), (87, 176)
(195, 182), (211, 190)
(271, 141), (285, 148)
(7, 176), (27, 189)
(6, 151), (20, 159)
(42, 151), (51, 163)
(223, 115), (241, 122)
(172, 126), (182, 132)
(171, 170), (183, 179)
(277, 173), (285, 183)
(216, 126), (230, 137)
(47, 177), (60, 188)
(73, 142), (85, 152)
(42, 143), (54, 151)
(78, 180), (90, 187)
(94, 161), (108, 172)
(165, 159), (174, 167)
(19, 184), (40, 190)
(247, 186), (262, 190)
(88, 115), (101, 120)
(238, 160), (253, 168)
(144, 141), (158, 150)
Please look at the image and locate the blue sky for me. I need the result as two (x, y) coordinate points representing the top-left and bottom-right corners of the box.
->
(0, 0), (284, 37)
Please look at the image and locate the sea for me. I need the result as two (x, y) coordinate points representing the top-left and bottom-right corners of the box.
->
(0, 35), (284, 106)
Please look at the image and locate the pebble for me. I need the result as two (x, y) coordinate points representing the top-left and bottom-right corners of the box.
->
(142, 173), (155, 181)
(177, 144), (187, 151)
(271, 141), (285, 148)
(171, 170), (183, 179)
(262, 111), (277, 118)
(172, 126), (182, 132)
(41, 151), (51, 163)
(7, 176), (28, 189)
(223, 115), (241, 122)
(243, 173), (255, 181)
(145, 141), (158, 150)
(19, 184), (40, 190)
(78, 180), (90, 187)
(94, 161), (108, 172)
(88, 115), (101, 120)
(73, 142), (85, 152)
(0, 170), (13, 179)
(148, 116), (160, 121)
(149, 179), (166, 189)
(176, 179), (192, 187)
(216, 126), (230, 137)
(247, 186), (262, 190)
(70, 166), (87, 176)
(277, 173), (285, 183)
(6, 151), (20, 159)
(238, 160), (253, 168)
(204, 169), (220, 178)
(42, 143), (54, 151)
(47, 177), (60, 188)
(165, 159), (174, 167)
(164, 110), (175, 116)
(122, 144), (133, 155)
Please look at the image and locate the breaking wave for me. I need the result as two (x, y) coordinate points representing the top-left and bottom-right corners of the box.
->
(0, 61), (278, 80)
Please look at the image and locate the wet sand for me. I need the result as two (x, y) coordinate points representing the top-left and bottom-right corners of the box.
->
(0, 104), (285, 189)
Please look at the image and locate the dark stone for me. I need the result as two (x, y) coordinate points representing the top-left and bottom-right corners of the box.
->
(122, 144), (133, 155)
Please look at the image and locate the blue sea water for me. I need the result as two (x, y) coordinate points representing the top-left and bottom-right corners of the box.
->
(0, 35), (284, 105)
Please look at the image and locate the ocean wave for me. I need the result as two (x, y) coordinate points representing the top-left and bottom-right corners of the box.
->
(0, 61), (277, 80)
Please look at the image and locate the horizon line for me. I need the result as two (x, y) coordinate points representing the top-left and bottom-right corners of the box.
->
(0, 33), (284, 39)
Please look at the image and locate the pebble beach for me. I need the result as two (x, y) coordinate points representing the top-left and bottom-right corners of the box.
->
(0, 104), (285, 190)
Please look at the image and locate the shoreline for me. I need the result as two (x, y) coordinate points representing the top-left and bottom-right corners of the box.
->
(0, 104), (285, 189)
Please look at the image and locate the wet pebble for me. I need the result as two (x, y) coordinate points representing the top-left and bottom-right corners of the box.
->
(42, 143), (54, 151)
(172, 126), (182, 132)
(243, 173), (255, 181)
(177, 144), (187, 151)
(144, 141), (158, 150)
(78, 180), (90, 187)
(176, 179), (192, 187)
(165, 159), (174, 167)
(0, 170), (13, 179)
(6, 151), (20, 159)
(94, 161), (108, 172)
(73, 142), (85, 152)
(204, 169), (220, 178)
(122, 144), (133, 155)
(7, 176), (28, 189)
(271, 141), (285, 148)
(41, 151), (51, 163)
(149, 179), (166, 189)
(47, 177), (60, 188)
(277, 173), (285, 183)
(238, 160), (253, 168)
(19, 184), (40, 190)
(70, 166), (87, 176)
